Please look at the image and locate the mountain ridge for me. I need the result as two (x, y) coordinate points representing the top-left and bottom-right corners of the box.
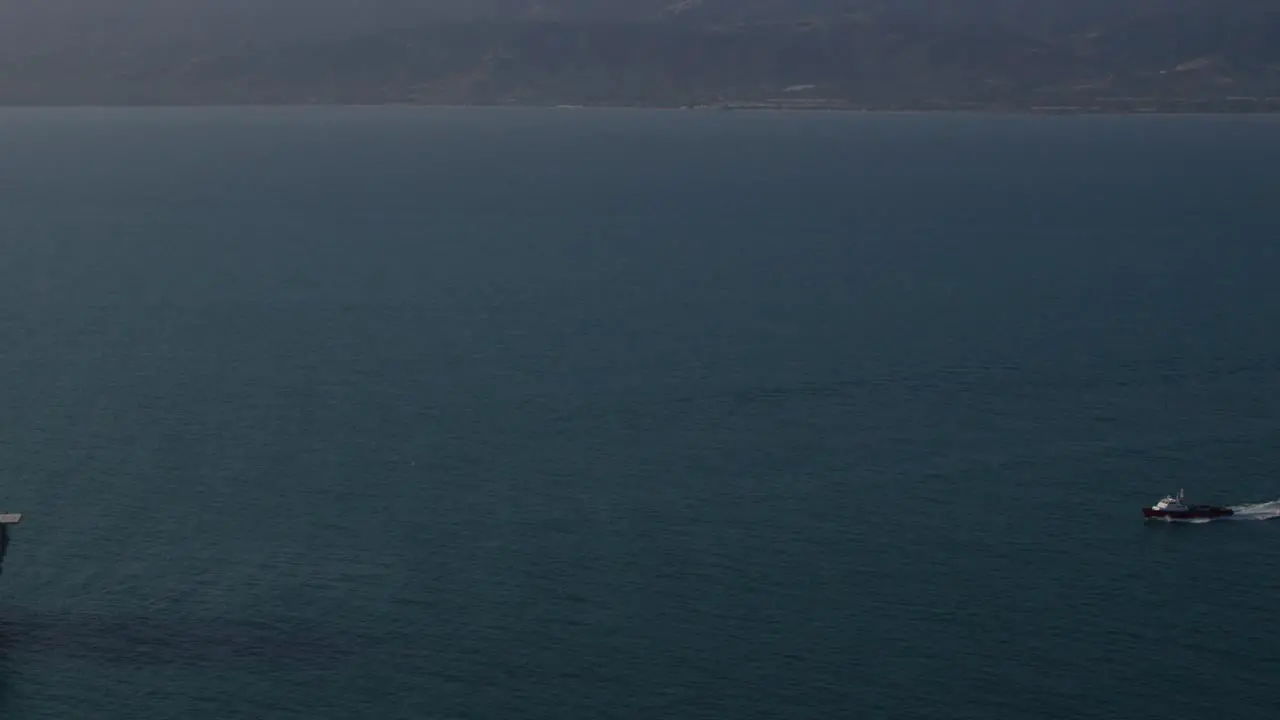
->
(1, 1), (1277, 111)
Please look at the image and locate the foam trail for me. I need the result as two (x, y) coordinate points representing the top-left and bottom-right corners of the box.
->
(1225, 499), (1280, 521)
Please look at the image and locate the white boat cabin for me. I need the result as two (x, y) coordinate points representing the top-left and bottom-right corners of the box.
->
(1152, 489), (1188, 511)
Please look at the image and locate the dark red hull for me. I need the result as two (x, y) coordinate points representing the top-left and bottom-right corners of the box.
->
(1142, 505), (1234, 519)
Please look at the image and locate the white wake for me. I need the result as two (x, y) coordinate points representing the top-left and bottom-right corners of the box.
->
(1226, 499), (1280, 521)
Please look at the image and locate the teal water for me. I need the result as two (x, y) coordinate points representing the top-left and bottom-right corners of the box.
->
(0, 108), (1278, 718)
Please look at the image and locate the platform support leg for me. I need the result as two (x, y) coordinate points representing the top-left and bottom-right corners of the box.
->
(0, 524), (10, 576)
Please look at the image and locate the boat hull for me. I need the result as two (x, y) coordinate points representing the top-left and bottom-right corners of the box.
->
(1143, 505), (1233, 519)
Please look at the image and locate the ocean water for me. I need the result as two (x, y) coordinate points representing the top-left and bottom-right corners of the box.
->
(0, 107), (1278, 719)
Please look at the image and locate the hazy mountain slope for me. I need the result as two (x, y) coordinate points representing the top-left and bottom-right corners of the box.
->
(0, 0), (1241, 49)
(0, 1), (1276, 109)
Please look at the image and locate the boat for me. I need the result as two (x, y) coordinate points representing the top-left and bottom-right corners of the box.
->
(1142, 489), (1233, 520)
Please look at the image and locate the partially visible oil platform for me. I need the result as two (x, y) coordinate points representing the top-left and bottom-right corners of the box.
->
(0, 513), (20, 576)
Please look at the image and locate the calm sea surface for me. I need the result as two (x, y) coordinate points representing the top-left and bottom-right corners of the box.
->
(0, 108), (1278, 719)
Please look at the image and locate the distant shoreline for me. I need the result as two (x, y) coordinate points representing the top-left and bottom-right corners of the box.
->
(1, 101), (1279, 116)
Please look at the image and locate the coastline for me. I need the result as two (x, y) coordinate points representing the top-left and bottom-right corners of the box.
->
(1, 99), (1279, 115)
